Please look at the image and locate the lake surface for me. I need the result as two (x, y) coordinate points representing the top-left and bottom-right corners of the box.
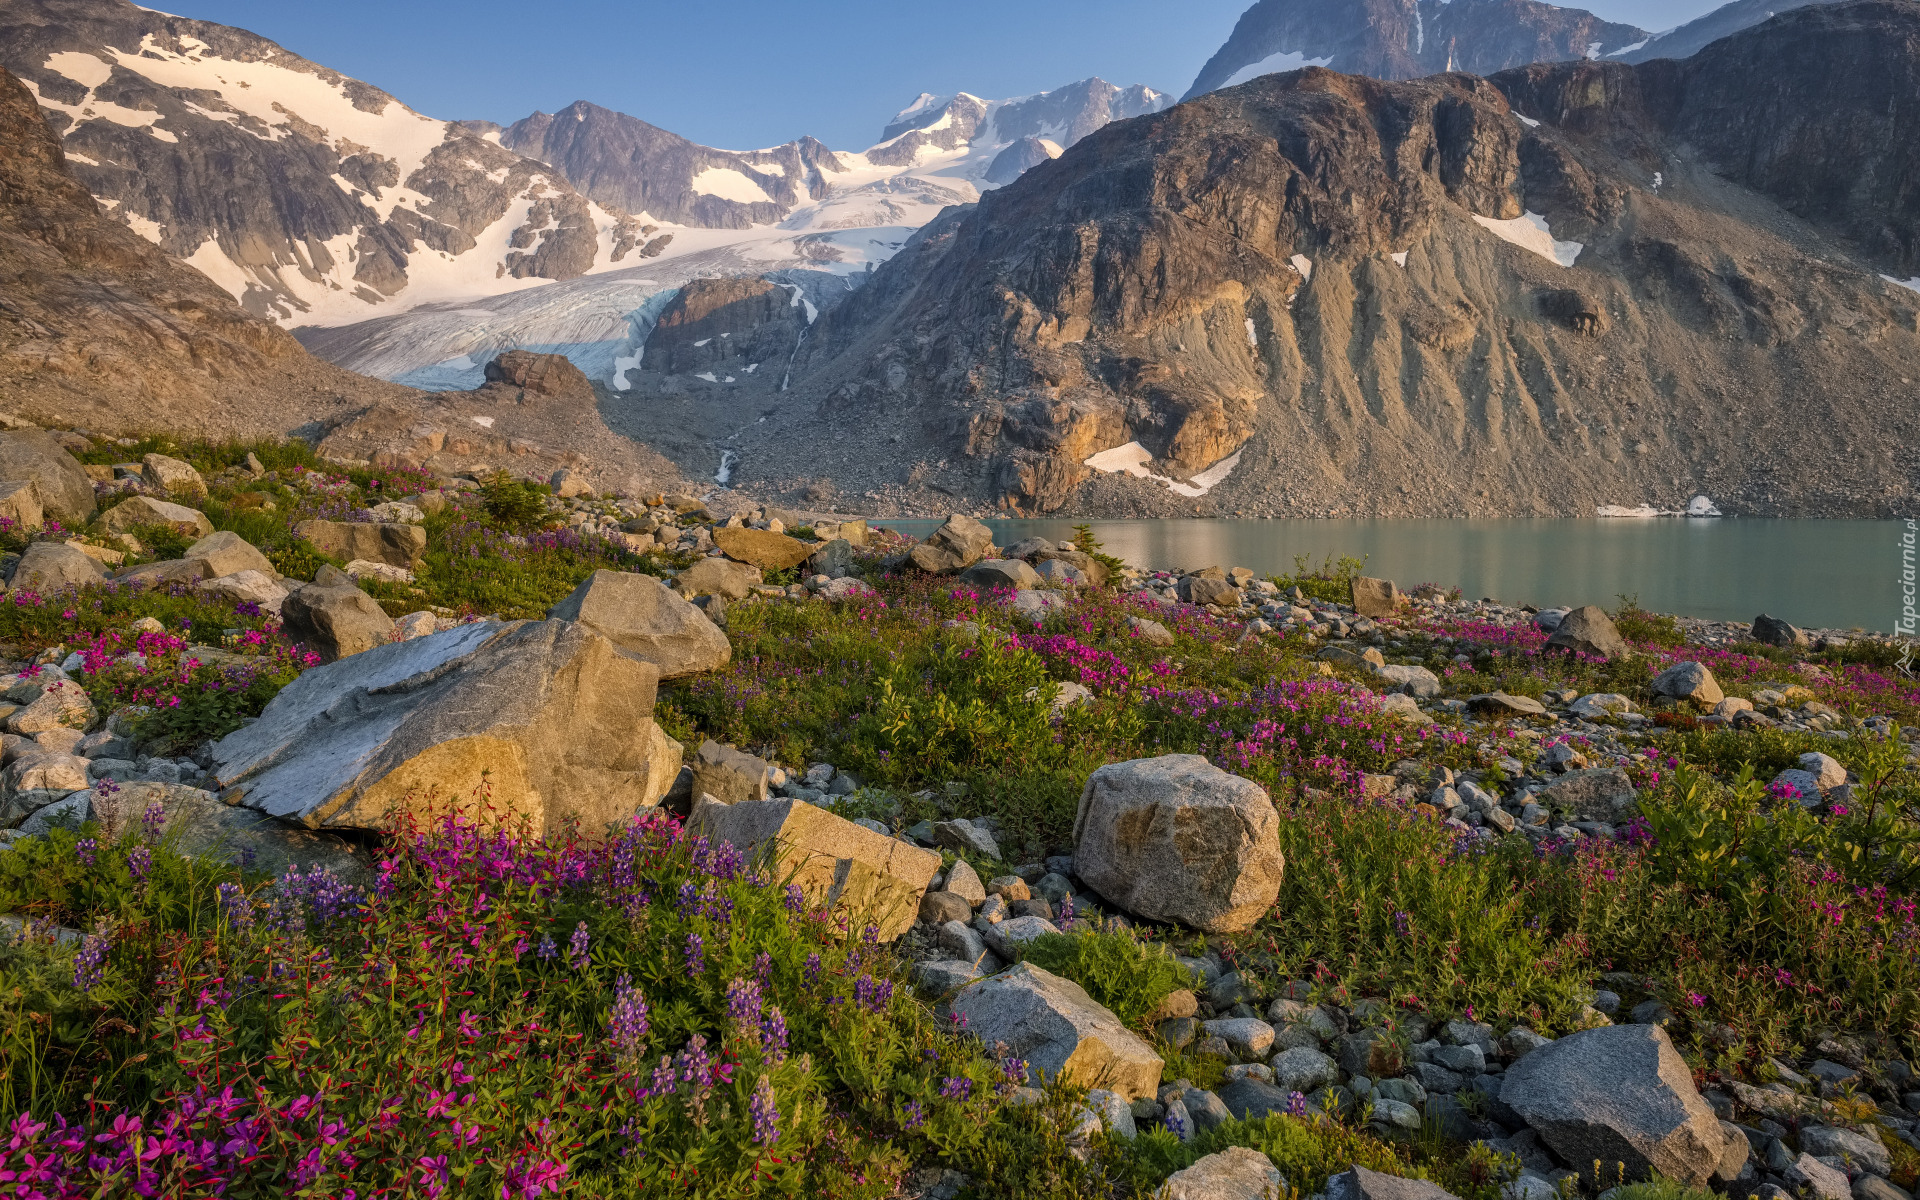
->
(877, 518), (1918, 635)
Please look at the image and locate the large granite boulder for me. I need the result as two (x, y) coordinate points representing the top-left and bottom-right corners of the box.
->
(548, 570), (729, 679)
(1540, 767), (1638, 821)
(281, 573), (396, 662)
(948, 962), (1164, 1100)
(1649, 661), (1723, 706)
(1499, 1024), (1736, 1187)
(1179, 574), (1239, 607)
(8, 541), (106, 592)
(96, 495), (213, 538)
(1751, 614), (1809, 647)
(688, 795), (939, 940)
(293, 520), (428, 568)
(906, 514), (994, 574)
(671, 557), (761, 600)
(0, 430), (95, 523)
(688, 740), (770, 806)
(199, 569), (289, 615)
(185, 530), (277, 579)
(1545, 606), (1629, 660)
(1328, 1166), (1464, 1200)
(4, 668), (94, 734)
(1162, 1147), (1284, 1200)
(141, 453), (206, 498)
(212, 620), (675, 835)
(714, 527), (813, 571)
(1072, 754), (1283, 933)
(1350, 577), (1402, 618)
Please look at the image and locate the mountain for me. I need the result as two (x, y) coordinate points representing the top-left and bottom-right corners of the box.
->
(0, 0), (650, 328)
(698, 1), (1920, 519)
(1615, 0), (1838, 61)
(0, 61), (427, 434)
(1185, 0), (1649, 98)
(499, 103), (844, 230)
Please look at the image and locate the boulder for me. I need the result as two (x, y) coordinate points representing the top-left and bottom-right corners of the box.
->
(1546, 606), (1630, 660)
(281, 575), (396, 662)
(293, 520), (427, 569)
(1376, 664), (1442, 698)
(1216, 1076), (1297, 1122)
(1204, 1017), (1276, 1059)
(116, 558), (212, 587)
(1499, 1023), (1736, 1187)
(1540, 768), (1638, 821)
(1180, 575), (1240, 608)
(0, 480), (42, 530)
(1797, 752), (1849, 791)
(943, 858), (987, 906)
(688, 795), (939, 940)
(1786, 1154), (1853, 1200)
(1162, 1147), (1284, 1200)
(1129, 616), (1176, 646)
(920, 890), (972, 925)
(1072, 754), (1284, 933)
(198, 569), (289, 615)
(0, 753), (89, 824)
(948, 962), (1164, 1100)
(1568, 693), (1636, 719)
(713, 527), (814, 571)
(1468, 692), (1548, 716)
(983, 914), (1061, 959)
(808, 538), (855, 579)
(88, 781), (373, 883)
(213, 620), (676, 835)
(0, 430), (95, 523)
(141, 453), (206, 498)
(484, 350), (594, 401)
(548, 469), (588, 499)
(368, 501), (426, 523)
(548, 570), (730, 679)
(185, 530), (277, 579)
(1035, 559), (1087, 588)
(1350, 577), (1401, 618)
(671, 557), (761, 600)
(688, 740), (770, 806)
(1270, 1045), (1341, 1093)
(933, 817), (1000, 859)
(1650, 661), (1724, 706)
(96, 495), (213, 538)
(17, 789), (90, 836)
(1751, 614), (1810, 648)
(1798, 1126), (1890, 1178)
(959, 559), (1043, 590)
(906, 514), (994, 573)
(1328, 1166), (1464, 1200)
(8, 541), (106, 593)
(6, 675), (93, 737)
(915, 960), (984, 993)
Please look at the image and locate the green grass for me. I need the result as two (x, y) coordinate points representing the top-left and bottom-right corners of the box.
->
(1019, 924), (1198, 1028)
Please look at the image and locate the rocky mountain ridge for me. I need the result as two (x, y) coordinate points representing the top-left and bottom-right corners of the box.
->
(694, 1), (1920, 520)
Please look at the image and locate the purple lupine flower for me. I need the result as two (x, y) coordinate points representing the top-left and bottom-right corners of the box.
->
(853, 974), (893, 1014)
(684, 932), (705, 976)
(126, 845), (152, 883)
(725, 977), (762, 1029)
(938, 1076), (973, 1102)
(1285, 1090), (1307, 1118)
(72, 929), (110, 993)
(567, 921), (591, 970)
(675, 881), (700, 918)
(141, 800), (166, 842)
(748, 1075), (780, 1146)
(216, 882), (253, 932)
(536, 934), (557, 960)
(75, 837), (96, 866)
(802, 952), (821, 989)
(607, 974), (650, 1060)
(760, 1007), (788, 1063)
(901, 1100), (926, 1131)
(783, 884), (805, 914)
(1165, 1110), (1189, 1138)
(998, 1054), (1028, 1094)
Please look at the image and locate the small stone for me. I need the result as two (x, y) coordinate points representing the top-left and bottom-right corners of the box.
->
(1202, 1018), (1276, 1059)
(934, 819), (1001, 859)
(944, 858), (987, 906)
(982, 914), (1059, 959)
(920, 891), (972, 925)
(1469, 692), (1549, 716)
(1269, 1046), (1338, 1093)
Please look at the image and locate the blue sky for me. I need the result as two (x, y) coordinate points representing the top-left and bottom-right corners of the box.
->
(182, 0), (1715, 151)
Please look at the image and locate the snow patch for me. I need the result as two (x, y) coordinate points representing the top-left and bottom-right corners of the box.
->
(694, 371), (718, 382)
(1221, 50), (1335, 89)
(1514, 113), (1541, 128)
(1597, 494), (1723, 518)
(1607, 39), (1649, 55)
(1470, 211), (1582, 267)
(1882, 275), (1920, 295)
(778, 282), (818, 323)
(1289, 254), (1313, 281)
(471, 415), (495, 428)
(65, 151), (99, 166)
(692, 338), (711, 347)
(1245, 317), (1259, 349)
(45, 51), (113, 88)
(1083, 442), (1245, 498)
(1652, 171), (1663, 191)
(690, 167), (773, 205)
(1391, 251), (1409, 267)
(1584, 41), (1603, 59)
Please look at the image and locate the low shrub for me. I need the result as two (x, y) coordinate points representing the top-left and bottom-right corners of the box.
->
(1019, 924), (1196, 1028)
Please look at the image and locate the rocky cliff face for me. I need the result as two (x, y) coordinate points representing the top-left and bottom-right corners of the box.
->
(639, 279), (808, 378)
(723, 3), (1920, 519)
(500, 102), (845, 229)
(1616, 0), (1836, 63)
(0, 0), (636, 327)
(0, 62), (428, 433)
(1185, 0), (1648, 98)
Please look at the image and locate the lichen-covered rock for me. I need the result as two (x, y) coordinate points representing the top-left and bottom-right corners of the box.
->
(906, 515), (993, 573)
(213, 620), (675, 835)
(96, 495), (213, 538)
(185, 530), (277, 579)
(1073, 754), (1283, 933)
(293, 520), (428, 568)
(1540, 767), (1638, 821)
(1545, 606), (1629, 660)
(688, 795), (939, 940)
(548, 570), (729, 679)
(948, 962), (1164, 1100)
(141, 453), (206, 498)
(7, 541), (106, 593)
(1499, 1024), (1736, 1186)
(1350, 577), (1401, 618)
(0, 431), (95, 523)
(280, 574), (396, 662)
(671, 557), (762, 600)
(1162, 1146), (1284, 1200)
(1649, 661), (1723, 706)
